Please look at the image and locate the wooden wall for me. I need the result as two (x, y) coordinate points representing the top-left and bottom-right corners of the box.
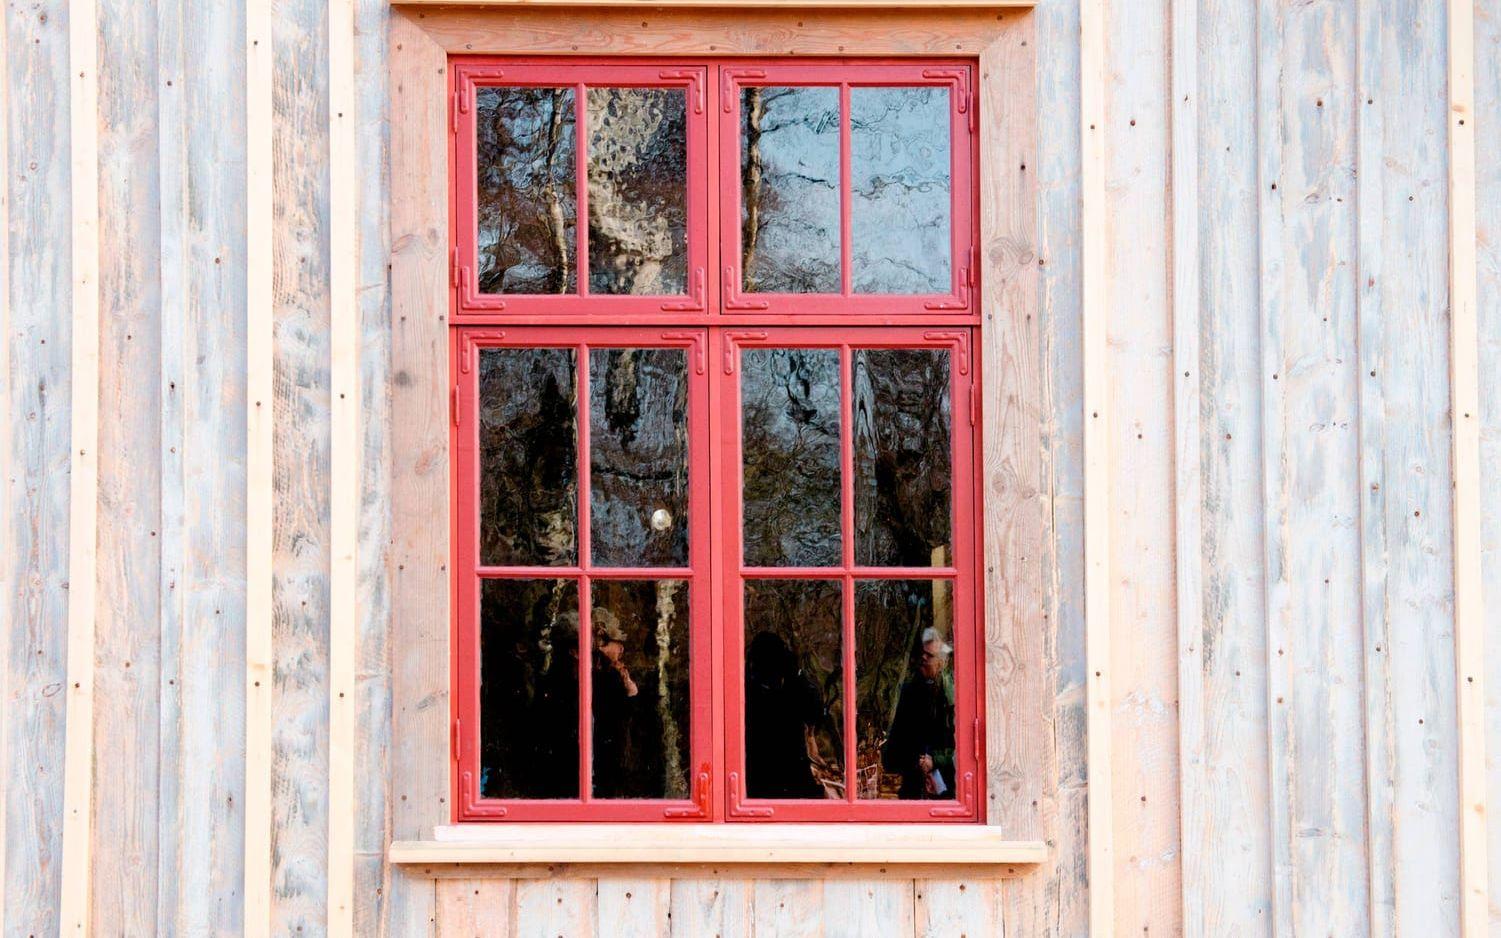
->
(0, 0), (1495, 935)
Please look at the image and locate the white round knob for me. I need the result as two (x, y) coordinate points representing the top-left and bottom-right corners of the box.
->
(650, 508), (674, 531)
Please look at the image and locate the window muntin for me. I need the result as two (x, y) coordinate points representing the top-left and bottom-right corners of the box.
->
(451, 59), (980, 823)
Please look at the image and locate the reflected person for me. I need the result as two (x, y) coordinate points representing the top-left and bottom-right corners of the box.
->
(881, 627), (956, 800)
(590, 607), (640, 798)
(745, 631), (827, 799)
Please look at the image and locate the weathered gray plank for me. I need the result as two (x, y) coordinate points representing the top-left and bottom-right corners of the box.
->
(750, 879), (823, 937)
(915, 879), (996, 938)
(1187, 0), (1275, 931)
(92, 0), (163, 929)
(1476, 0), (1501, 930)
(270, 0), (333, 931)
(354, 1), (393, 935)
(668, 878), (753, 938)
(598, 877), (671, 937)
(1, 2), (73, 933)
(513, 878), (596, 938)
(821, 879), (913, 938)
(1257, 0), (1371, 933)
(1356, 0), (1461, 932)
(175, 0), (249, 929)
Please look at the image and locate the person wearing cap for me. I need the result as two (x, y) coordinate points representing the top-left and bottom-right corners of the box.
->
(881, 627), (957, 800)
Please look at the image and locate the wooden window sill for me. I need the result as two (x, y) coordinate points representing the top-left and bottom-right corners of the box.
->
(389, 824), (1047, 866)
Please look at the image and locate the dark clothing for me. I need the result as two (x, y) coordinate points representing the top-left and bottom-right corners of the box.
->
(881, 673), (956, 800)
(589, 656), (638, 799)
(745, 632), (827, 799)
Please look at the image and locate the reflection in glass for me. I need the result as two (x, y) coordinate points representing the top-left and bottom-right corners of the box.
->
(853, 349), (952, 567)
(743, 580), (844, 799)
(590, 349), (689, 567)
(850, 87), (951, 294)
(855, 580), (955, 800)
(587, 88), (688, 295)
(480, 349), (578, 566)
(740, 86), (841, 293)
(476, 87), (577, 294)
(741, 348), (842, 567)
(590, 580), (691, 799)
(479, 579), (580, 799)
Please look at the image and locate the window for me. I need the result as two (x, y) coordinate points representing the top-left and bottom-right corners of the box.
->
(450, 58), (981, 822)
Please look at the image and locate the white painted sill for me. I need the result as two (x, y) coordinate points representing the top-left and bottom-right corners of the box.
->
(389, 824), (1047, 867)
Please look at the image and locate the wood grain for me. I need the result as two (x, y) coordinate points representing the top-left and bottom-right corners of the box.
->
(821, 879), (913, 938)
(92, 0), (164, 930)
(597, 878), (671, 938)
(59, 0), (100, 930)
(751, 879), (823, 937)
(669, 878), (753, 937)
(513, 878), (596, 938)
(437, 878), (514, 937)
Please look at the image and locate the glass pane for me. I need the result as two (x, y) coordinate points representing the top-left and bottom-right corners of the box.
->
(853, 348), (952, 567)
(850, 87), (951, 294)
(476, 87), (577, 295)
(589, 348), (689, 568)
(743, 580), (844, 799)
(855, 579), (955, 801)
(740, 86), (840, 293)
(479, 578), (580, 800)
(590, 580), (691, 799)
(587, 88), (688, 295)
(479, 348), (578, 566)
(741, 348), (842, 567)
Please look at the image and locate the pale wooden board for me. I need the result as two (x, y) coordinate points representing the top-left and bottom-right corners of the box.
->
(1256, 0), (1370, 933)
(1, 2), (73, 933)
(59, 0), (100, 930)
(386, 9), (451, 937)
(91, 0), (164, 930)
(326, 0), (359, 931)
(0, 0), (12, 924)
(153, 0), (187, 930)
(269, 0), (335, 930)
(353, 0), (394, 934)
(1357, 0), (1463, 931)
(915, 878), (997, 938)
(597, 877), (671, 937)
(436, 878), (515, 937)
(244, 0), (275, 931)
(750, 879), (823, 937)
(1474, 2), (1501, 929)
(1099, 2), (1181, 935)
(820, 879), (913, 938)
(669, 879), (753, 937)
(175, 0), (252, 930)
(1078, 0), (1114, 932)
(513, 879), (597, 938)
(1185, 0), (1275, 928)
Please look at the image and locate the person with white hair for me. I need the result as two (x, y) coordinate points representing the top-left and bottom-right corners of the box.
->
(880, 626), (957, 800)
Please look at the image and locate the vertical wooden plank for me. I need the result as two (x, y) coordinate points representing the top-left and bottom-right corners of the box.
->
(1014, 0), (1091, 934)
(58, 0), (100, 930)
(327, 0), (359, 931)
(92, 0), (163, 930)
(598, 877), (671, 937)
(1448, 0), (1488, 933)
(821, 879), (913, 938)
(514, 878), (597, 938)
(1257, 0), (1371, 934)
(914, 878), (997, 938)
(1170, 0), (1205, 931)
(668, 878), (753, 938)
(154, 0), (186, 931)
(353, 0), (393, 934)
(1356, 0), (1463, 932)
(1473, 3), (1501, 931)
(437, 878), (515, 937)
(386, 10), (449, 936)
(1101, 2), (1180, 934)
(269, 0), (334, 928)
(244, 0), (274, 928)
(1079, 0), (1114, 932)
(750, 880), (823, 938)
(174, 0), (249, 930)
(1189, 0), (1275, 929)
(0, 0), (11, 922)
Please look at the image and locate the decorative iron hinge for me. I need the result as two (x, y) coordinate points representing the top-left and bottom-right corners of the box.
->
(451, 385), (460, 426)
(450, 246), (460, 288)
(451, 717), (462, 761)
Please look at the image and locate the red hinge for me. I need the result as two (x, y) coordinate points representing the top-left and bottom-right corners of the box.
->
(970, 377), (979, 426)
(970, 85), (979, 133)
(451, 385), (460, 426)
(450, 246), (460, 288)
(452, 718), (462, 761)
(973, 716), (982, 756)
(457, 265), (470, 298)
(451, 89), (462, 133)
(968, 246), (978, 288)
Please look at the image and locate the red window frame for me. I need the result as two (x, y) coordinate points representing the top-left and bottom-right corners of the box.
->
(449, 56), (984, 824)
